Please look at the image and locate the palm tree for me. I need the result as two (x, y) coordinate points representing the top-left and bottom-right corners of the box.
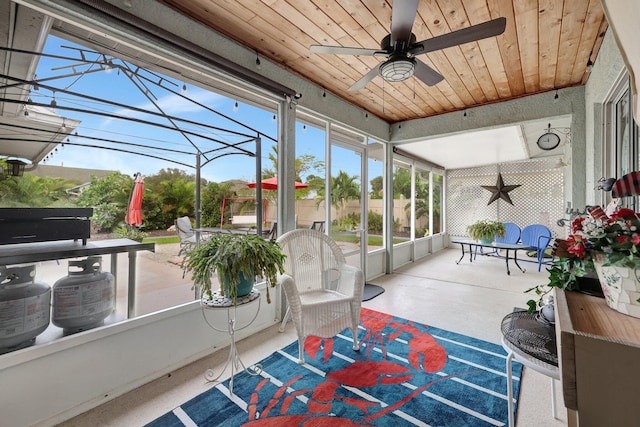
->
(160, 177), (196, 219)
(331, 171), (360, 223)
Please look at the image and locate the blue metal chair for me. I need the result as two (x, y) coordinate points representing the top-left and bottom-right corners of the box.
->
(520, 224), (553, 271)
(497, 222), (522, 245)
(475, 222), (521, 258)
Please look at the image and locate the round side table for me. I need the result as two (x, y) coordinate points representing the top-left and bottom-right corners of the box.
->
(501, 310), (559, 427)
(201, 289), (262, 395)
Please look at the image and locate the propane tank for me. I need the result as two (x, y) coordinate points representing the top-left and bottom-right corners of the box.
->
(52, 256), (115, 334)
(0, 265), (51, 354)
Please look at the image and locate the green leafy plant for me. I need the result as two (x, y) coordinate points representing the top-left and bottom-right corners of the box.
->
(181, 233), (286, 303)
(114, 226), (148, 242)
(466, 220), (506, 241)
(525, 256), (591, 312)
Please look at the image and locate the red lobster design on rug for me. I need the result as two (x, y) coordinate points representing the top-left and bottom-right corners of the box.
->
(242, 308), (455, 426)
(146, 308), (522, 427)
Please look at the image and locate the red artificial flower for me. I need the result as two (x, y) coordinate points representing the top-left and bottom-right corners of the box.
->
(632, 234), (640, 245)
(566, 235), (587, 258)
(617, 235), (630, 244)
(610, 208), (637, 220)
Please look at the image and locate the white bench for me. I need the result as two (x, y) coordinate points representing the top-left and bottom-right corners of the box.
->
(231, 215), (257, 225)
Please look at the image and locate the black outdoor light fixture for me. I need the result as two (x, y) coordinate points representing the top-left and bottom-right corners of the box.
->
(4, 159), (27, 177)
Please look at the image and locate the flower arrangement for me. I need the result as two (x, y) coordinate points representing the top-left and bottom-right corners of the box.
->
(565, 207), (640, 268)
(525, 206), (640, 312)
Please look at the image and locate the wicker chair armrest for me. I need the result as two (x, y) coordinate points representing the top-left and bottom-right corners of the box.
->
(334, 264), (365, 300)
(278, 273), (302, 314)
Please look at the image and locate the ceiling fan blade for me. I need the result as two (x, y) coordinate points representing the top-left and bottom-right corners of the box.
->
(310, 45), (382, 56)
(390, 0), (419, 46)
(414, 60), (444, 86)
(348, 66), (381, 91)
(410, 17), (507, 55)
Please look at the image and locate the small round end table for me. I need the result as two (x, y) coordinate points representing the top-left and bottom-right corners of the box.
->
(201, 289), (262, 395)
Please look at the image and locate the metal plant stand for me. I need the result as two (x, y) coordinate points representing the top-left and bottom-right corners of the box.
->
(201, 289), (262, 395)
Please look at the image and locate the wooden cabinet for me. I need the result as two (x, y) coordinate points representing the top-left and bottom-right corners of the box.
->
(555, 289), (640, 427)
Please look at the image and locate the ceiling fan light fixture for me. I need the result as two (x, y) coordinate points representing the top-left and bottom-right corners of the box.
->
(380, 58), (415, 83)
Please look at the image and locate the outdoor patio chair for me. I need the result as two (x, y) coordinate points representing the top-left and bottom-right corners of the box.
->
(262, 221), (277, 240)
(475, 222), (521, 259)
(310, 220), (325, 232)
(520, 224), (553, 271)
(276, 229), (364, 364)
(175, 216), (196, 247)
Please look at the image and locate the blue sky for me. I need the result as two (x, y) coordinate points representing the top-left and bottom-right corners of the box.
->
(32, 35), (371, 188)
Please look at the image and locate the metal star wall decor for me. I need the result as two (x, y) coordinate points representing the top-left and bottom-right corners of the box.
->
(481, 173), (521, 205)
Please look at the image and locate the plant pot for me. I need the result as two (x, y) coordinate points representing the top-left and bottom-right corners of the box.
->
(592, 254), (640, 318)
(480, 237), (495, 244)
(220, 267), (254, 298)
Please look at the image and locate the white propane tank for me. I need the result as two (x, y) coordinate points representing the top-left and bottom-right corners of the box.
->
(52, 256), (115, 334)
(0, 265), (51, 354)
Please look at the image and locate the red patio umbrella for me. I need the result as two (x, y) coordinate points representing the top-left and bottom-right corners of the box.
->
(247, 176), (308, 190)
(125, 173), (144, 226)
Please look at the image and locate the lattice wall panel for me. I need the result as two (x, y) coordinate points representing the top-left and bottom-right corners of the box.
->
(447, 159), (565, 239)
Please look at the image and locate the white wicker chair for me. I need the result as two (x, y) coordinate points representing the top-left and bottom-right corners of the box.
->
(276, 229), (364, 364)
(175, 216), (196, 248)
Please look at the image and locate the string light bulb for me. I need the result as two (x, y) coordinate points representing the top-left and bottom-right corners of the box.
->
(181, 83), (187, 94)
(255, 52), (261, 70)
(554, 90), (559, 103)
(233, 101), (239, 112)
(272, 114), (276, 122)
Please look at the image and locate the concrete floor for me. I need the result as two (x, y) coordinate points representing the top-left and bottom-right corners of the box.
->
(55, 246), (567, 427)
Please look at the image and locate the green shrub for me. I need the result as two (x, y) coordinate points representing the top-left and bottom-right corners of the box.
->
(114, 226), (148, 242)
(368, 210), (383, 234)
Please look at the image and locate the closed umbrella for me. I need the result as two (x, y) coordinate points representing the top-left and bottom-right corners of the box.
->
(125, 173), (144, 226)
(247, 176), (308, 190)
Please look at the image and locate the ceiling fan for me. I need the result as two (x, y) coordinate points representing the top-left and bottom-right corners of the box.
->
(310, 0), (507, 91)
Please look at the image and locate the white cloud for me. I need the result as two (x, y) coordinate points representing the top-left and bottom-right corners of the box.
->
(98, 88), (224, 129)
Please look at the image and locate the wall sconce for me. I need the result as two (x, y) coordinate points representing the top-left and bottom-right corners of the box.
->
(4, 159), (27, 177)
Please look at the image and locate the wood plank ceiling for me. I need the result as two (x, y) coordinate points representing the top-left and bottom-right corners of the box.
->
(159, 0), (607, 124)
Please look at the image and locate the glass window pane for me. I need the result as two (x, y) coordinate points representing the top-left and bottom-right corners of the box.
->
(432, 172), (444, 234)
(367, 142), (384, 252)
(392, 161), (411, 242)
(415, 169), (430, 237)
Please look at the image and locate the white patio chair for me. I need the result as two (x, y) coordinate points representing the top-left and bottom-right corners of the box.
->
(276, 229), (364, 364)
(175, 216), (196, 248)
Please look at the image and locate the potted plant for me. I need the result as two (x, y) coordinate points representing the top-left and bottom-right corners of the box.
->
(543, 208), (640, 318)
(525, 254), (593, 313)
(181, 233), (286, 303)
(466, 220), (506, 243)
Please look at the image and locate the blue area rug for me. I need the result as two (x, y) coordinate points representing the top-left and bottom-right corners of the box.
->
(147, 308), (522, 426)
